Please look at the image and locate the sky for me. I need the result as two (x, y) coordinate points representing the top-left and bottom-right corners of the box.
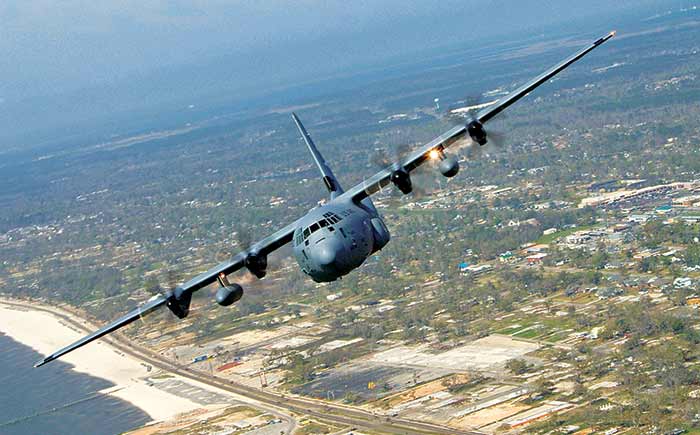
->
(0, 0), (671, 148)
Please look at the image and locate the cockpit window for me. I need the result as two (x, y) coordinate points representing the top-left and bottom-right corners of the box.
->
(301, 214), (342, 241)
(323, 212), (342, 223)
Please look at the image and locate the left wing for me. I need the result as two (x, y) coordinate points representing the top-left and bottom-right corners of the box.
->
(477, 31), (616, 124)
(35, 218), (301, 367)
(340, 31), (615, 204)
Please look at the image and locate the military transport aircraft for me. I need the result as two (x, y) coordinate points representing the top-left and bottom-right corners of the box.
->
(35, 31), (615, 367)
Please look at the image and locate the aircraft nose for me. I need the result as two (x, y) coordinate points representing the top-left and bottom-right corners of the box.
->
(313, 238), (339, 266)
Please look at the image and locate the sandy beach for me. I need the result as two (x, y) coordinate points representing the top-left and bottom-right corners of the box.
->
(0, 300), (205, 423)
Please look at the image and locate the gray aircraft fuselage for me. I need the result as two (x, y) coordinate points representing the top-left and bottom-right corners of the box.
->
(292, 198), (390, 282)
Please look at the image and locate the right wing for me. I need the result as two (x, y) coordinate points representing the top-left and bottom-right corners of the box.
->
(175, 218), (301, 294)
(34, 294), (167, 367)
(339, 31), (615, 204)
(35, 218), (302, 367)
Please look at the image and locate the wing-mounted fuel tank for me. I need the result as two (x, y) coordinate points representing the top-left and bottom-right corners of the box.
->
(215, 273), (244, 306)
(370, 217), (390, 253)
(216, 283), (243, 306)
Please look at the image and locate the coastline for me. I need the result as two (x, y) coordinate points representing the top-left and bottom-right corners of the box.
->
(0, 298), (204, 424)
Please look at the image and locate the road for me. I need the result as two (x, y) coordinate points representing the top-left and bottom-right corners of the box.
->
(4, 299), (484, 435)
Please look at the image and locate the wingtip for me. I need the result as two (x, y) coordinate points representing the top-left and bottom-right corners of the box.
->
(34, 354), (54, 368)
(610, 30), (617, 37)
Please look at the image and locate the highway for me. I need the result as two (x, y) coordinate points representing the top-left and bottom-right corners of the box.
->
(5, 299), (484, 435)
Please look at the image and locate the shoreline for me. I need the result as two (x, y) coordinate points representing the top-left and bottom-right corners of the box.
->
(0, 298), (206, 424)
(0, 299), (473, 434)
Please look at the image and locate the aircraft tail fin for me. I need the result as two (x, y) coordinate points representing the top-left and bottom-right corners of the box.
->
(292, 113), (344, 198)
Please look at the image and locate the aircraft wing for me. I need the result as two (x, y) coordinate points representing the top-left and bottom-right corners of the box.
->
(34, 294), (168, 367)
(35, 220), (300, 367)
(477, 31), (616, 124)
(342, 31), (615, 204)
(172, 219), (299, 293)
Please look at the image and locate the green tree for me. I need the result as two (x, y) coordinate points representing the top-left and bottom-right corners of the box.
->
(685, 244), (700, 267)
(505, 358), (532, 375)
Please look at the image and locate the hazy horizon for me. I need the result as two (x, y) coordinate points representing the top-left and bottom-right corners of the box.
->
(0, 0), (677, 150)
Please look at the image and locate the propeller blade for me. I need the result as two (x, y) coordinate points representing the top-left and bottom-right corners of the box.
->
(369, 148), (391, 169)
(464, 143), (480, 160)
(395, 143), (410, 164)
(486, 129), (507, 149)
(166, 270), (180, 293)
(410, 176), (431, 199)
(235, 230), (253, 255)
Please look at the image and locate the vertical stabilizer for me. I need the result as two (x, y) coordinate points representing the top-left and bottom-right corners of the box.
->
(292, 113), (344, 198)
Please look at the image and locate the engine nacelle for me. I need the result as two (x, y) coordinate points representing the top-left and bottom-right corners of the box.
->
(216, 284), (244, 306)
(390, 168), (413, 194)
(166, 287), (192, 319)
(467, 120), (487, 146)
(439, 156), (460, 178)
(245, 252), (267, 278)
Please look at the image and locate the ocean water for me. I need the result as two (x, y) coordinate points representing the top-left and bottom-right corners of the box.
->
(0, 333), (150, 435)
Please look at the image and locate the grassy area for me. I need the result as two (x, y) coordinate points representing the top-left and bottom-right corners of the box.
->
(513, 327), (543, 339)
(495, 311), (579, 344)
(497, 325), (526, 335)
(539, 315), (577, 330)
(542, 331), (570, 343)
(296, 421), (337, 435)
(552, 292), (598, 304)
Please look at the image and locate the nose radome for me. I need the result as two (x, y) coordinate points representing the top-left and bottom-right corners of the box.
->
(313, 239), (338, 266)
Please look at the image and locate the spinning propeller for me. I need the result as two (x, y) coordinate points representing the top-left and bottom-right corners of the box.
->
(370, 142), (432, 197)
(443, 94), (509, 158)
